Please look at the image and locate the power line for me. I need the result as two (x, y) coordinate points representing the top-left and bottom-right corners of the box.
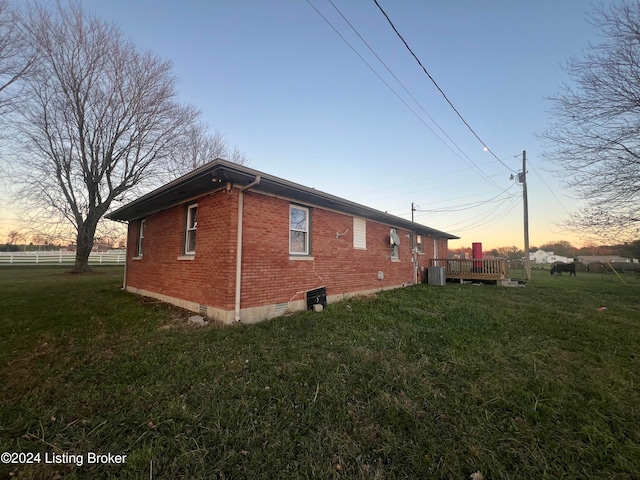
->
(325, 0), (504, 186)
(372, 0), (517, 173)
(305, 0), (503, 190)
(438, 196), (519, 233)
(527, 158), (572, 215)
(367, 172), (511, 208)
(414, 184), (519, 213)
(453, 201), (520, 233)
(415, 194), (510, 222)
(350, 160), (504, 203)
(306, 0), (528, 235)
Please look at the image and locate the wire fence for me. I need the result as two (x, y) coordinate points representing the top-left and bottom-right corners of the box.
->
(0, 251), (126, 266)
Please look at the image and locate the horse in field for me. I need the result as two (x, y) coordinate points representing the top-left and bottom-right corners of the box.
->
(550, 262), (576, 276)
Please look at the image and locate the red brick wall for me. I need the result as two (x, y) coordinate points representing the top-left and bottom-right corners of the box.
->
(125, 188), (450, 314)
(126, 190), (239, 310)
(239, 191), (433, 309)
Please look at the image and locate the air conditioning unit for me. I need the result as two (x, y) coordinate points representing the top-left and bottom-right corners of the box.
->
(427, 266), (445, 286)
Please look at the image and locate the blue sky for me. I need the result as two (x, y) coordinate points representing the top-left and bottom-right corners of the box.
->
(2, 1), (611, 249)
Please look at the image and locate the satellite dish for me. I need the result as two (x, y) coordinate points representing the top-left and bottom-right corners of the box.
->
(390, 231), (400, 245)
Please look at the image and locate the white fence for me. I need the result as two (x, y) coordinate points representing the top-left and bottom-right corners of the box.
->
(0, 251), (126, 266)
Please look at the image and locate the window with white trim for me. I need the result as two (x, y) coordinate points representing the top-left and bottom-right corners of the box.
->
(390, 228), (399, 259)
(353, 217), (366, 249)
(184, 203), (198, 255)
(137, 219), (145, 256)
(289, 205), (310, 255)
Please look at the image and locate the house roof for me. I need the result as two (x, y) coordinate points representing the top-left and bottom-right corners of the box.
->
(106, 159), (459, 240)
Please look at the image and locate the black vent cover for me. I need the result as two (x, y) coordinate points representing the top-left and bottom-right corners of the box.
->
(306, 286), (327, 310)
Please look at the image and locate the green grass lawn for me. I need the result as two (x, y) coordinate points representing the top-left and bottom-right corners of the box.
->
(1, 266), (639, 479)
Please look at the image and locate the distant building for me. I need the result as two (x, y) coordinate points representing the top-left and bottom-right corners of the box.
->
(529, 249), (571, 264)
(577, 255), (636, 265)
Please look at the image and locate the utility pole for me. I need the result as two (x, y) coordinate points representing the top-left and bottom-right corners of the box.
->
(411, 202), (417, 283)
(522, 150), (531, 281)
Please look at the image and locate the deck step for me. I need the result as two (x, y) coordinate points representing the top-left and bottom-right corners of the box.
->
(497, 278), (525, 287)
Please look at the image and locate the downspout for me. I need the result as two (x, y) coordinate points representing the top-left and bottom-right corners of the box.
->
(121, 220), (129, 291)
(122, 242), (128, 290)
(235, 175), (261, 322)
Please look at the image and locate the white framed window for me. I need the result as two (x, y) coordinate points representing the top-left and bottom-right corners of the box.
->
(137, 219), (145, 256)
(353, 217), (366, 249)
(289, 205), (310, 255)
(184, 203), (198, 255)
(415, 234), (423, 253)
(390, 228), (399, 259)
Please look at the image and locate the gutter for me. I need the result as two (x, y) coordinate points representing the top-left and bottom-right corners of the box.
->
(235, 175), (261, 322)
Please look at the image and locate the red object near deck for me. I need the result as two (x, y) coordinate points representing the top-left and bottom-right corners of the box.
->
(472, 242), (483, 270)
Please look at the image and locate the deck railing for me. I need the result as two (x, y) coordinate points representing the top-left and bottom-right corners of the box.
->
(431, 258), (508, 280)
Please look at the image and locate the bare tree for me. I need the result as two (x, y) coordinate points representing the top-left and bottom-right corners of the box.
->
(495, 246), (523, 260)
(6, 229), (20, 245)
(0, 0), (34, 122)
(166, 123), (250, 178)
(538, 240), (576, 258)
(541, 1), (640, 242)
(11, 2), (199, 273)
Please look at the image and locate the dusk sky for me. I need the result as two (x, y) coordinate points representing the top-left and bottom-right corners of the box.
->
(1, 1), (613, 249)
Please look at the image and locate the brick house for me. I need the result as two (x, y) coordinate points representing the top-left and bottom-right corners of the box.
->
(107, 160), (458, 324)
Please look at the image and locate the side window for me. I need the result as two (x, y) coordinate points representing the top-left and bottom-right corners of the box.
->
(289, 205), (310, 255)
(390, 228), (399, 259)
(184, 203), (198, 255)
(416, 234), (423, 253)
(137, 219), (145, 256)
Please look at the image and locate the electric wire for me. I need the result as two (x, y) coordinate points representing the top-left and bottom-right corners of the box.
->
(411, 195), (518, 236)
(308, 0), (529, 237)
(527, 158), (572, 214)
(414, 195), (508, 223)
(366, 172), (510, 208)
(453, 200), (519, 233)
(414, 183), (519, 213)
(436, 196), (518, 233)
(372, 0), (517, 173)
(325, 0), (508, 185)
(385, 190), (517, 218)
(350, 159), (503, 203)
(305, 0), (503, 190)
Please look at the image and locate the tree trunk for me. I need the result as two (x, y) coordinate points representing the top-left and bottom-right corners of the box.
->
(72, 220), (98, 274)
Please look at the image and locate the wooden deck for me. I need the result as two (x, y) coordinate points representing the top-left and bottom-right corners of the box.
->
(431, 258), (509, 282)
